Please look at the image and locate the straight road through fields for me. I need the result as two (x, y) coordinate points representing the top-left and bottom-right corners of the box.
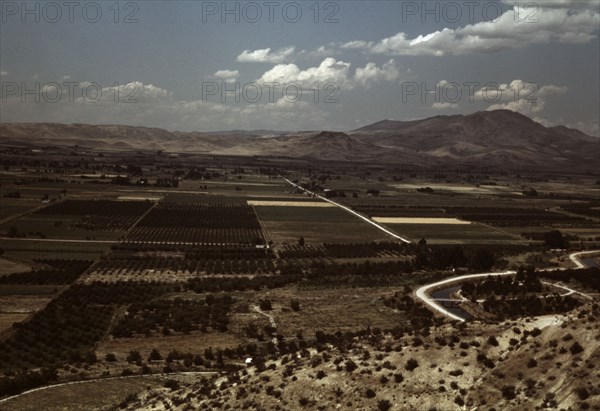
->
(281, 177), (411, 243)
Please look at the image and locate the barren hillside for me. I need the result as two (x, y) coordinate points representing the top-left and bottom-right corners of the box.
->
(116, 303), (600, 411)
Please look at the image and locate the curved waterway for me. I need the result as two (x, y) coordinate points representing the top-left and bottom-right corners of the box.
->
(430, 285), (473, 320)
(429, 256), (599, 321)
(581, 257), (600, 269)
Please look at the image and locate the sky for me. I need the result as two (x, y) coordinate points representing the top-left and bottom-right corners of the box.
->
(1, 0), (599, 135)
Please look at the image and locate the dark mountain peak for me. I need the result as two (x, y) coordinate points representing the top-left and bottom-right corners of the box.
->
(354, 119), (412, 132)
(356, 110), (548, 132)
(465, 109), (539, 125)
(312, 131), (350, 139)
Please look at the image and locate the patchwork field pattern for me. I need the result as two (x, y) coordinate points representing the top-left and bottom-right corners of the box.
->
(127, 203), (265, 245)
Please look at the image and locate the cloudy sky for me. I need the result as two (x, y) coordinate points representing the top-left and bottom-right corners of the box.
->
(1, 0), (599, 135)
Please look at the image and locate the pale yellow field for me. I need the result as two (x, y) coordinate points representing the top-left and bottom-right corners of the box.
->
(0, 258), (32, 276)
(117, 196), (162, 201)
(247, 200), (334, 207)
(372, 217), (471, 225)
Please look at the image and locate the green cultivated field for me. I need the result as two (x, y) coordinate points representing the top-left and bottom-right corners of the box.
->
(0, 199), (41, 221)
(381, 222), (521, 244)
(1, 148), (599, 406)
(0, 214), (124, 241)
(0, 239), (111, 260)
(254, 205), (390, 244)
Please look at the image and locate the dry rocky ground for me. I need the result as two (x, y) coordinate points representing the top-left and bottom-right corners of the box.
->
(113, 303), (600, 411)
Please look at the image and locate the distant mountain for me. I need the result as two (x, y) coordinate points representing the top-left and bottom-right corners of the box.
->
(350, 110), (599, 169)
(0, 123), (248, 152)
(354, 118), (438, 132)
(204, 129), (290, 136)
(1, 110), (598, 171)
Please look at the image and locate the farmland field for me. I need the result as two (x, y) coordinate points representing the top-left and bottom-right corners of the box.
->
(372, 217), (470, 225)
(378, 222), (521, 244)
(0, 199), (41, 221)
(0, 258), (32, 277)
(0, 239), (112, 260)
(250, 286), (409, 336)
(96, 328), (246, 363)
(254, 205), (391, 244)
(1, 376), (167, 411)
(3, 5), (600, 409)
(0, 200), (154, 241)
(247, 200), (335, 207)
(1, 146), (600, 406)
(127, 203), (264, 244)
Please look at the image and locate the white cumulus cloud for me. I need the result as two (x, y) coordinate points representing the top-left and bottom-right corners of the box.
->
(432, 102), (460, 110)
(258, 57), (351, 87)
(475, 80), (568, 116)
(258, 58), (403, 90)
(0, 81), (331, 132)
(354, 60), (401, 88)
(214, 69), (239, 83)
(236, 47), (296, 63)
(341, 4), (599, 56)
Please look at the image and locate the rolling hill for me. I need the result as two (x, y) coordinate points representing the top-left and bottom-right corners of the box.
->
(1, 110), (598, 171)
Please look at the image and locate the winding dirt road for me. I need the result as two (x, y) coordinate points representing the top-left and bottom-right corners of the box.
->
(253, 305), (278, 344)
(0, 371), (218, 406)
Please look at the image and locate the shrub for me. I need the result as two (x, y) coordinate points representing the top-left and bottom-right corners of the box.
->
(527, 358), (537, 368)
(148, 348), (162, 362)
(259, 299), (272, 311)
(118, 393), (138, 409)
(487, 336), (499, 346)
(85, 352), (97, 364)
(405, 358), (419, 371)
(576, 387), (590, 400)
(345, 360), (358, 372)
(164, 379), (180, 391)
(365, 388), (376, 398)
(570, 342), (584, 355)
(501, 385), (517, 400)
(378, 400), (392, 411)
(290, 299), (301, 311)
(477, 353), (495, 369)
(311, 356), (323, 368)
(126, 350), (142, 364)
(530, 327), (542, 337)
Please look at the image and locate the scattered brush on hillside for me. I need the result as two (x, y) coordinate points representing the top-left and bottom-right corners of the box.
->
(113, 302), (600, 411)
